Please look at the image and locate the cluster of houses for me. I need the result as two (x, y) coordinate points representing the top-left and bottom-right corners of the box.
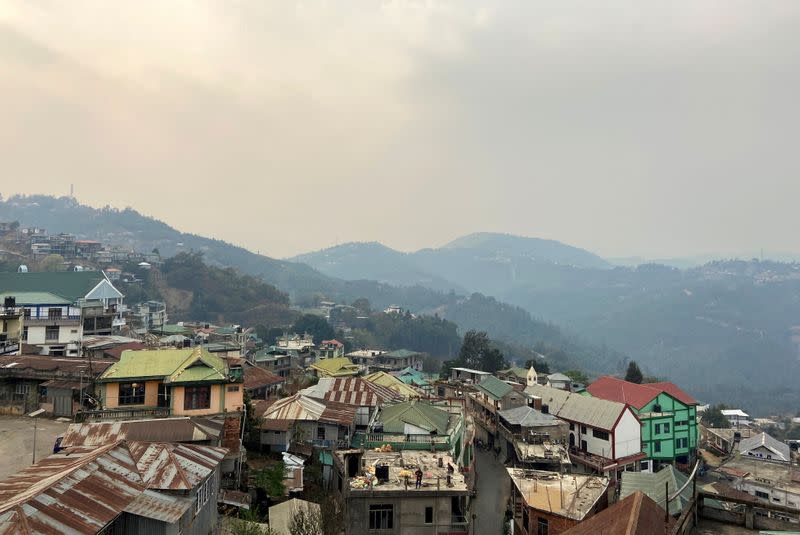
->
(0, 222), (162, 267)
(2, 268), (799, 533)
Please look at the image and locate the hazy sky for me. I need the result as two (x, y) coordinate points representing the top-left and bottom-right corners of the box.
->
(2, 1), (799, 259)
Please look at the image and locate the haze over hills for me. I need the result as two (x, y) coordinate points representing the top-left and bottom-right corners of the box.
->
(3, 194), (800, 413)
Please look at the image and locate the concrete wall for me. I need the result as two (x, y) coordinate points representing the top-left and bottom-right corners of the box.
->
(346, 494), (468, 535)
(614, 408), (643, 459)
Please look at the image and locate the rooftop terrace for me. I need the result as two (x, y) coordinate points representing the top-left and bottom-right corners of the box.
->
(337, 449), (469, 493)
(508, 467), (609, 521)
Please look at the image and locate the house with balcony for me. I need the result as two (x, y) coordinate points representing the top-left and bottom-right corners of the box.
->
(363, 370), (422, 399)
(334, 448), (471, 535)
(97, 346), (244, 418)
(255, 393), (357, 452)
(300, 376), (403, 426)
(354, 400), (470, 466)
(253, 347), (292, 377)
(470, 375), (528, 439)
(0, 298), (22, 356)
(317, 339), (345, 359)
(525, 384), (645, 480)
(586, 376), (699, 471)
(0, 270), (126, 356)
(497, 405), (570, 469)
(497, 366), (538, 387)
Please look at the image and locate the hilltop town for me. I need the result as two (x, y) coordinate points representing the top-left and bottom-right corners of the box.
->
(0, 221), (799, 535)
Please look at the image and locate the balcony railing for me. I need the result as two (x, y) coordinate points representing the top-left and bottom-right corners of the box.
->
(25, 316), (81, 325)
(352, 431), (452, 451)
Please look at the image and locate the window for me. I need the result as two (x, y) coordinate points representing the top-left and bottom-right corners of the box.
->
(675, 420), (688, 427)
(45, 325), (59, 341)
(369, 504), (393, 530)
(14, 383), (30, 396)
(663, 423), (670, 433)
(184, 386), (211, 410)
(569, 423), (575, 431)
(226, 385), (240, 392)
(537, 517), (549, 535)
(653, 404), (662, 413)
(23, 308), (31, 319)
(592, 429), (609, 441)
(119, 382), (145, 405)
(676, 437), (688, 449)
(755, 490), (769, 500)
(654, 441), (661, 453)
(424, 506), (433, 524)
(195, 472), (215, 515)
(157, 383), (171, 408)
(47, 308), (62, 320)
(580, 425), (587, 434)
(317, 426), (326, 441)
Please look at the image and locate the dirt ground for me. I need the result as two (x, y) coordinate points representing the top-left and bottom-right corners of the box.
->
(0, 415), (71, 480)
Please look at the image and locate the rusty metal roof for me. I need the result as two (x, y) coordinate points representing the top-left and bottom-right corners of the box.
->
(301, 376), (403, 407)
(129, 442), (227, 491)
(243, 365), (284, 390)
(60, 418), (215, 448)
(257, 393), (357, 428)
(123, 490), (193, 524)
(0, 355), (112, 376)
(0, 441), (145, 535)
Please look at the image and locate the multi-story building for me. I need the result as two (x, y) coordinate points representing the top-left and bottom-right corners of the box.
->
(371, 349), (423, 372)
(131, 300), (168, 331)
(525, 384), (645, 480)
(317, 338), (345, 359)
(98, 346), (244, 417)
(334, 448), (472, 535)
(586, 376), (699, 471)
(0, 270), (126, 356)
(0, 298), (22, 356)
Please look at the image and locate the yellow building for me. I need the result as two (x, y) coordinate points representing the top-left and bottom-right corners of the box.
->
(98, 346), (243, 416)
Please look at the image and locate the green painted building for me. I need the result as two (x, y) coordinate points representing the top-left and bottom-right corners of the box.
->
(586, 376), (698, 470)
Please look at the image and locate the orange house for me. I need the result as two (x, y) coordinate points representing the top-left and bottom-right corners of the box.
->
(98, 346), (244, 416)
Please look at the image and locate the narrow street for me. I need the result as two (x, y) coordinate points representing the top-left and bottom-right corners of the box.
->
(472, 446), (511, 535)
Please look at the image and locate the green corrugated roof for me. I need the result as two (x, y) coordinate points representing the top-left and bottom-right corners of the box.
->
(377, 400), (450, 434)
(0, 271), (106, 303)
(309, 357), (359, 376)
(476, 375), (514, 401)
(99, 346), (227, 383)
(499, 367), (529, 379)
(0, 291), (70, 306)
(156, 324), (191, 335)
(397, 367), (430, 387)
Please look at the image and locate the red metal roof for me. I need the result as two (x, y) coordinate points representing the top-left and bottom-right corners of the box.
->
(103, 342), (148, 360)
(645, 381), (698, 406)
(562, 491), (671, 535)
(586, 376), (662, 410)
(315, 377), (402, 407)
(0, 355), (113, 375)
(128, 442), (227, 491)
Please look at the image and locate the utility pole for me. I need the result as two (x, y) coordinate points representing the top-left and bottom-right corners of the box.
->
(29, 408), (45, 464)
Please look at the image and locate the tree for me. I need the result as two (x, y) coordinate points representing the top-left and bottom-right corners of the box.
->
(701, 404), (730, 428)
(563, 369), (589, 384)
(288, 504), (325, 535)
(525, 359), (550, 374)
(625, 361), (644, 384)
(292, 314), (335, 344)
(39, 254), (65, 272)
(444, 330), (507, 374)
(254, 461), (286, 498)
(351, 298), (372, 315)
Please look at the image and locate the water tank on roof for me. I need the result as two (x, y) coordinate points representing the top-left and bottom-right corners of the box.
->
(73, 265), (84, 272)
(17, 264), (28, 273)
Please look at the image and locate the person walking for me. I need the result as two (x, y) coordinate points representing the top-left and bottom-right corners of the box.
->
(415, 467), (423, 489)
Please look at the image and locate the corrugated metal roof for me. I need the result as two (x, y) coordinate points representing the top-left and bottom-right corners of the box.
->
(363, 372), (420, 398)
(0, 271), (108, 303)
(586, 376), (661, 410)
(737, 432), (791, 461)
(524, 385), (571, 413)
(498, 405), (561, 427)
(0, 442), (146, 535)
(60, 418), (215, 448)
(555, 393), (627, 431)
(308, 357), (359, 377)
(300, 377), (402, 407)
(129, 442), (226, 491)
(377, 400), (451, 434)
(123, 489), (192, 523)
(99, 346), (228, 383)
(561, 491), (670, 535)
(619, 466), (690, 514)
(257, 394), (356, 427)
(0, 355), (112, 375)
(475, 375), (514, 401)
(244, 365), (284, 390)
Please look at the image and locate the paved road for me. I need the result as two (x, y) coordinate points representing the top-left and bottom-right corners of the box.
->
(472, 447), (511, 534)
(0, 416), (70, 479)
